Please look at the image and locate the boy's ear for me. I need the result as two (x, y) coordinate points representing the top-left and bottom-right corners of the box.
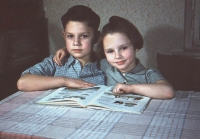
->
(93, 31), (101, 44)
(62, 31), (65, 40)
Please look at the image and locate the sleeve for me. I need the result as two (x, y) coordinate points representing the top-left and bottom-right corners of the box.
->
(21, 55), (56, 76)
(146, 68), (166, 83)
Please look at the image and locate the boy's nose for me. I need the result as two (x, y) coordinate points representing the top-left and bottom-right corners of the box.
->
(73, 38), (81, 46)
(73, 41), (80, 46)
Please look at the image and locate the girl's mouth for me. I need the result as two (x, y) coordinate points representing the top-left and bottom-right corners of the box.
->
(115, 60), (126, 65)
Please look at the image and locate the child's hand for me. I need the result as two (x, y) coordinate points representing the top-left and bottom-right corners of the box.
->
(64, 78), (96, 89)
(113, 83), (131, 94)
(53, 47), (68, 66)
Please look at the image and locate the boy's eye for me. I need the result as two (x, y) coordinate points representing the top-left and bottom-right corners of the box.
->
(65, 34), (89, 39)
(80, 35), (89, 38)
(120, 46), (128, 51)
(67, 35), (74, 39)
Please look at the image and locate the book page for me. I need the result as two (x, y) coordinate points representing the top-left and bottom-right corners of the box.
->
(88, 87), (151, 114)
(36, 86), (101, 107)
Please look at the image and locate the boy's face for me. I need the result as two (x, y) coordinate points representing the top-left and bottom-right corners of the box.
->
(63, 21), (94, 64)
(103, 33), (138, 72)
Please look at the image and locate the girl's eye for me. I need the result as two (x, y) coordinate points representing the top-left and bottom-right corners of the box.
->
(105, 50), (114, 54)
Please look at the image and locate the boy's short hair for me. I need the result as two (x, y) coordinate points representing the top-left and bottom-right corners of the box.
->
(61, 5), (100, 32)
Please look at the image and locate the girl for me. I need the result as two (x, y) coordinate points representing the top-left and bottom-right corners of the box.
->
(54, 16), (174, 99)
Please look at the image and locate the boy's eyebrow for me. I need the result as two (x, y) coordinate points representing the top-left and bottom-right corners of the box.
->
(119, 42), (132, 46)
(64, 31), (91, 34)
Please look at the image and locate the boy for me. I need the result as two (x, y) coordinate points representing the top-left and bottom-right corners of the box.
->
(17, 5), (106, 92)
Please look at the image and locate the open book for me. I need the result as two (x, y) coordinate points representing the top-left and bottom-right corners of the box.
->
(37, 85), (151, 114)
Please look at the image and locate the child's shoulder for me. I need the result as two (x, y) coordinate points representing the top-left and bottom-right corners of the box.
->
(100, 58), (109, 66)
(100, 58), (108, 64)
(41, 55), (55, 63)
(145, 68), (161, 74)
(100, 58), (109, 71)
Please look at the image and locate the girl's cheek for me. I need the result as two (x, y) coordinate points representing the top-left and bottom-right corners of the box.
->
(105, 54), (113, 62)
(124, 50), (134, 58)
(105, 54), (110, 60)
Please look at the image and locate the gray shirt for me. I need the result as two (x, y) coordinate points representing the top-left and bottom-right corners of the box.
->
(100, 58), (165, 86)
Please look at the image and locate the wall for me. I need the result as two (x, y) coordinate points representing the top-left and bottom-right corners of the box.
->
(43, 0), (184, 68)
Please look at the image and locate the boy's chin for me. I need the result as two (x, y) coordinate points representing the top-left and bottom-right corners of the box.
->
(70, 52), (83, 57)
(71, 53), (89, 59)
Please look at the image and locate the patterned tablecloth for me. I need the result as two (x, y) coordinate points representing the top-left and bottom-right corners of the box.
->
(0, 90), (200, 139)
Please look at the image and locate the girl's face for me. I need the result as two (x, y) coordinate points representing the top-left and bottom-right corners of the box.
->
(103, 33), (138, 72)
(63, 21), (94, 65)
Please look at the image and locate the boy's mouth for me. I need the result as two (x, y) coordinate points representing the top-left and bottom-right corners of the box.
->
(73, 49), (82, 53)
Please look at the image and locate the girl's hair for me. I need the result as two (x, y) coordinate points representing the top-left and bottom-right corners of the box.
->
(97, 16), (143, 59)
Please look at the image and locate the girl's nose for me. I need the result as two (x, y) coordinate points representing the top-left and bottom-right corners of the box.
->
(115, 51), (122, 59)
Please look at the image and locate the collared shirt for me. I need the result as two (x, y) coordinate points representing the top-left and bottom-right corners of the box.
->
(22, 55), (106, 85)
(100, 58), (165, 86)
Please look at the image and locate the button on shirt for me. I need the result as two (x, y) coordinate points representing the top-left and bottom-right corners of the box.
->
(22, 55), (106, 85)
(100, 58), (165, 86)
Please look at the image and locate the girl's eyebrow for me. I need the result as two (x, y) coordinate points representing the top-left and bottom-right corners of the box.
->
(104, 47), (113, 50)
(105, 43), (131, 50)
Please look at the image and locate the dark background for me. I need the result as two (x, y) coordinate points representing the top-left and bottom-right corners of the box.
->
(0, 0), (49, 100)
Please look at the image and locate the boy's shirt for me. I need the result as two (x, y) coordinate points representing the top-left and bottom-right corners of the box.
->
(100, 58), (165, 86)
(22, 55), (106, 85)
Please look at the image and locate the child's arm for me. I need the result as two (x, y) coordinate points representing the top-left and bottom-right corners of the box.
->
(113, 80), (174, 99)
(53, 47), (68, 65)
(17, 73), (96, 92)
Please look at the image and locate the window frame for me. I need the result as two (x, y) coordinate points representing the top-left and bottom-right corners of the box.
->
(184, 0), (200, 50)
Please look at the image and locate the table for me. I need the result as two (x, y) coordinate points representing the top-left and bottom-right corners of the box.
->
(0, 90), (200, 139)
